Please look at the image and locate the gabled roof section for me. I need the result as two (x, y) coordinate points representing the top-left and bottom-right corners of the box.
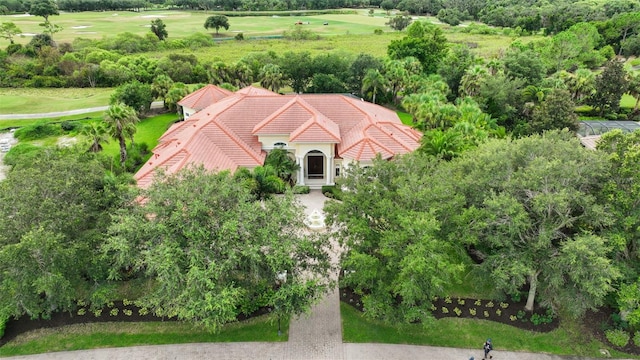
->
(177, 84), (233, 111)
(237, 85), (278, 96)
(253, 96), (323, 136)
(289, 113), (341, 143)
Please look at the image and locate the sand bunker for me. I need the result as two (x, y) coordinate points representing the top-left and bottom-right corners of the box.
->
(141, 15), (166, 18)
(11, 13), (32, 17)
(71, 25), (91, 29)
(19, 33), (37, 37)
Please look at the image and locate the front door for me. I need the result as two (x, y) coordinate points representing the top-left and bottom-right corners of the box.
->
(307, 155), (324, 179)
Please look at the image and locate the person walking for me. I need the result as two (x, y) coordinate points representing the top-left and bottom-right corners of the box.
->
(483, 338), (493, 359)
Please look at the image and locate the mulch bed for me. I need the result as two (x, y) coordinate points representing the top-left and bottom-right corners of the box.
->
(339, 287), (558, 332)
(341, 287), (640, 355)
(582, 307), (640, 356)
(0, 301), (271, 347)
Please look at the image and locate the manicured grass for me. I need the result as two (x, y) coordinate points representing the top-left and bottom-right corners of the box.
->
(341, 303), (637, 359)
(0, 10), (392, 47)
(190, 32), (402, 64)
(100, 113), (179, 157)
(0, 315), (288, 357)
(397, 111), (413, 126)
(0, 88), (112, 114)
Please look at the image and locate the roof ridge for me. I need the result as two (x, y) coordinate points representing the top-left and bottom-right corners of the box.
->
(253, 96), (313, 134)
(290, 118), (341, 143)
(209, 118), (265, 165)
(135, 148), (188, 183)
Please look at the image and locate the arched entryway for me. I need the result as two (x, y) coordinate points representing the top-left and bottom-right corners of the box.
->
(306, 150), (325, 180)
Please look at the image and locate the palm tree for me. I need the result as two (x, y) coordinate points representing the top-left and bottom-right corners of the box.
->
(82, 122), (109, 153)
(259, 64), (285, 93)
(151, 74), (174, 109)
(419, 129), (464, 160)
(567, 68), (595, 104)
(251, 165), (285, 200)
(165, 82), (190, 115)
(104, 103), (139, 168)
(264, 148), (300, 186)
(460, 65), (488, 97)
(362, 68), (386, 104)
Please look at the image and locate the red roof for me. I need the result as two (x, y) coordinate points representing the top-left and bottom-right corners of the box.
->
(135, 89), (421, 187)
(177, 84), (234, 111)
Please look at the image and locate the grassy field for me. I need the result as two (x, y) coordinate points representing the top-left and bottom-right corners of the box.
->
(341, 303), (637, 359)
(0, 10), (393, 46)
(0, 88), (113, 114)
(0, 315), (288, 357)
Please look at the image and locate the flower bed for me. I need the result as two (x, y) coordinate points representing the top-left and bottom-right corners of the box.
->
(340, 287), (559, 333)
(0, 301), (271, 347)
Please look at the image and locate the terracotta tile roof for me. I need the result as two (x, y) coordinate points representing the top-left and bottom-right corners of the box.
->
(136, 89), (421, 186)
(177, 84), (233, 111)
(237, 85), (278, 96)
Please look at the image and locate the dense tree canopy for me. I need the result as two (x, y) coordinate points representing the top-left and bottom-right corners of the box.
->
(0, 150), (131, 320)
(325, 154), (466, 324)
(449, 132), (619, 317)
(104, 167), (332, 331)
(387, 21), (448, 74)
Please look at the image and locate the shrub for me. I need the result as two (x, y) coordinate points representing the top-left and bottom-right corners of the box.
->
(441, 307), (449, 314)
(14, 123), (62, 141)
(283, 26), (320, 40)
(374, 29), (383, 35)
(605, 329), (630, 347)
(0, 312), (9, 339)
(530, 310), (554, 325)
(123, 142), (150, 173)
(634, 331), (640, 346)
(235, 33), (244, 40)
(3, 143), (43, 167)
(322, 185), (343, 200)
(453, 307), (462, 316)
(60, 121), (81, 132)
(292, 185), (310, 194)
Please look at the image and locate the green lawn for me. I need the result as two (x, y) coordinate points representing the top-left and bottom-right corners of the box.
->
(0, 315), (288, 357)
(341, 303), (637, 359)
(0, 10), (393, 47)
(101, 113), (179, 157)
(0, 88), (113, 114)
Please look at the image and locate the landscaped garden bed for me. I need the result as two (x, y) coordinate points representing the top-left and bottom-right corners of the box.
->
(583, 307), (640, 356)
(339, 287), (559, 332)
(0, 301), (272, 348)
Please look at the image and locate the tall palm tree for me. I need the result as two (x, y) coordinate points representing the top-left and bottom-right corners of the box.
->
(104, 103), (139, 168)
(82, 122), (109, 153)
(259, 64), (285, 93)
(362, 68), (386, 104)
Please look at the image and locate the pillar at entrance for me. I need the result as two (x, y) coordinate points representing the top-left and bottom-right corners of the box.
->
(296, 156), (305, 185)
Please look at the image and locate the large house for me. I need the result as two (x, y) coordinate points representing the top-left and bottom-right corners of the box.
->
(135, 85), (422, 189)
